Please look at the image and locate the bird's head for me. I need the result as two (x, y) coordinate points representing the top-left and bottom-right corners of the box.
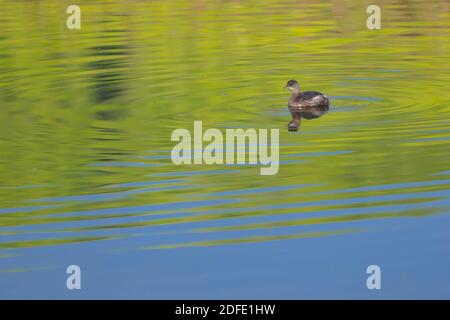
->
(285, 79), (300, 92)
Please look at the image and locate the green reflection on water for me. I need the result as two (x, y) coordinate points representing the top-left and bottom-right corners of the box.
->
(142, 229), (360, 250)
(0, 0), (449, 254)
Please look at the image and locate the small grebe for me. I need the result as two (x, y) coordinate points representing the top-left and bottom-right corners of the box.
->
(285, 80), (329, 131)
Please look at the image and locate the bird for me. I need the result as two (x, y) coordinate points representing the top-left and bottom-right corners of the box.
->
(285, 80), (329, 131)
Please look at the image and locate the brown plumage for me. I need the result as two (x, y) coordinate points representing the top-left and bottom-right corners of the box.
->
(285, 80), (329, 131)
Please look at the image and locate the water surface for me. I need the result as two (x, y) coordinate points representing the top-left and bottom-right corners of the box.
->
(0, 0), (450, 298)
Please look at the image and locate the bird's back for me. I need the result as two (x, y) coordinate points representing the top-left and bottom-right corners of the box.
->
(288, 91), (329, 119)
(299, 91), (324, 100)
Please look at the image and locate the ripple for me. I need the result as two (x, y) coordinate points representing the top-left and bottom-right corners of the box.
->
(0, 0), (449, 299)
